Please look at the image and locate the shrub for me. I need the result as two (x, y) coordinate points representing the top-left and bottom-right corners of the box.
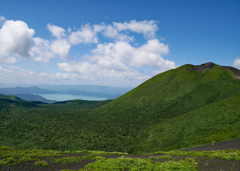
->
(35, 160), (48, 167)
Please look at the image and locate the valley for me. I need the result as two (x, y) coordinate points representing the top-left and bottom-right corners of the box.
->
(1, 62), (240, 170)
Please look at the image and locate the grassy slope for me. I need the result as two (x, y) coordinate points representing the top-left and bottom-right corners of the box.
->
(1, 64), (240, 153)
(83, 64), (240, 153)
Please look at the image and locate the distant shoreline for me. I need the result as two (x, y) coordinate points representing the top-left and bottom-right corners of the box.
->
(37, 93), (108, 101)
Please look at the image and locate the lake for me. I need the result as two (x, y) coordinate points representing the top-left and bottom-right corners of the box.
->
(38, 94), (108, 101)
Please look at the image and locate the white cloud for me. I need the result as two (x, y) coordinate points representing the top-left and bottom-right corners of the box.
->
(58, 39), (176, 80)
(93, 23), (106, 33)
(55, 72), (79, 80)
(69, 20), (157, 44)
(47, 24), (66, 39)
(50, 39), (71, 59)
(0, 18), (176, 85)
(0, 20), (35, 63)
(58, 62), (148, 80)
(113, 20), (158, 39)
(45, 24), (71, 60)
(0, 19), (71, 63)
(99, 24), (134, 42)
(31, 37), (56, 63)
(0, 16), (5, 21)
(69, 24), (98, 45)
(31, 37), (71, 63)
(0, 19), (161, 65)
(92, 20), (158, 42)
(91, 39), (174, 69)
(233, 57), (240, 68)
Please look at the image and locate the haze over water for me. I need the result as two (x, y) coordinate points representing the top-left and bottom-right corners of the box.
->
(38, 94), (108, 101)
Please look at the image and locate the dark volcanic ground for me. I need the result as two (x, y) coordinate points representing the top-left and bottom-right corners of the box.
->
(184, 138), (240, 151)
(1, 138), (240, 171)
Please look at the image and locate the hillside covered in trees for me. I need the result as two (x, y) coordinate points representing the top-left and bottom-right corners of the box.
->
(1, 63), (240, 154)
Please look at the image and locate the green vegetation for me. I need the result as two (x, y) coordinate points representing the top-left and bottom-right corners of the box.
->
(35, 160), (48, 167)
(0, 145), (66, 166)
(152, 149), (240, 161)
(84, 157), (197, 171)
(81, 64), (240, 153)
(0, 145), (127, 167)
(148, 155), (176, 160)
(1, 63), (240, 154)
(2, 145), (240, 170)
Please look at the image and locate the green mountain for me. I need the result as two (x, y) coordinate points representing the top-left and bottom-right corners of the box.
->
(82, 62), (240, 152)
(1, 62), (240, 154)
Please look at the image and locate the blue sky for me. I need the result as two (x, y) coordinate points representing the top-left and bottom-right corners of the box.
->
(0, 0), (239, 87)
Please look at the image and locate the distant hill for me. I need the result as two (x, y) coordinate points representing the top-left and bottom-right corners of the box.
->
(37, 84), (133, 95)
(0, 85), (132, 102)
(11, 94), (56, 103)
(0, 94), (23, 102)
(0, 87), (58, 103)
(1, 62), (240, 154)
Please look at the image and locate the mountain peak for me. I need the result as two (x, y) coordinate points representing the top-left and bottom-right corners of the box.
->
(183, 62), (240, 79)
(185, 62), (216, 72)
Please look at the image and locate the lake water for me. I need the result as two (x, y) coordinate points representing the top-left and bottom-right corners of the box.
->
(38, 94), (108, 101)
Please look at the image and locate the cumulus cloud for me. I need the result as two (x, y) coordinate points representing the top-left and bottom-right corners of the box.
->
(0, 19), (161, 65)
(0, 20), (35, 63)
(69, 24), (98, 45)
(58, 39), (176, 80)
(91, 39), (174, 69)
(69, 20), (158, 44)
(50, 39), (71, 59)
(0, 17), (176, 83)
(113, 20), (158, 39)
(0, 19), (72, 63)
(46, 24), (71, 60)
(94, 23), (134, 42)
(47, 24), (66, 39)
(233, 57), (240, 69)
(31, 37), (56, 63)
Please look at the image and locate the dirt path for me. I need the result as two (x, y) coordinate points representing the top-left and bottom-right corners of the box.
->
(183, 138), (240, 151)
